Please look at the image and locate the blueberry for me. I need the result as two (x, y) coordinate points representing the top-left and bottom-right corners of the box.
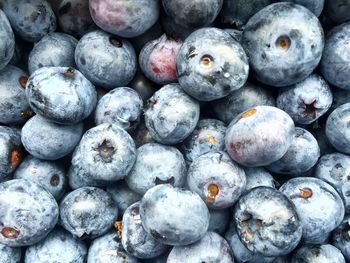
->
(140, 184), (209, 246)
(332, 216), (350, 262)
(242, 2), (324, 87)
(28, 33), (78, 75)
(21, 115), (83, 160)
(225, 106), (295, 167)
(89, 0), (160, 38)
(0, 243), (21, 263)
(161, 13), (195, 41)
(208, 208), (230, 235)
(280, 177), (345, 244)
(129, 69), (159, 103)
(145, 83), (200, 144)
(75, 30), (137, 89)
(325, 0), (350, 24)
(26, 66), (97, 124)
(291, 244), (345, 263)
(244, 167), (276, 193)
(59, 187), (118, 239)
(0, 9), (14, 71)
(176, 27), (249, 101)
(95, 87), (143, 131)
(326, 103), (350, 154)
(126, 143), (186, 195)
(24, 228), (88, 263)
(0, 179), (59, 247)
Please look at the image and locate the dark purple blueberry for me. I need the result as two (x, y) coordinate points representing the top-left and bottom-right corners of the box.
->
(324, 0), (350, 24)
(0, 243), (21, 263)
(291, 244), (345, 263)
(0, 9), (14, 70)
(332, 216), (350, 262)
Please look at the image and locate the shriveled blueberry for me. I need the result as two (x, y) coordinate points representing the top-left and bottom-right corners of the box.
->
(244, 167), (275, 193)
(140, 184), (209, 246)
(126, 143), (186, 195)
(145, 83), (200, 144)
(225, 106), (295, 167)
(0, 179), (58, 247)
(89, 0), (160, 38)
(208, 208), (230, 235)
(332, 216), (350, 262)
(0, 9), (14, 71)
(242, 2), (324, 87)
(25, 228), (88, 263)
(280, 177), (345, 244)
(177, 27), (249, 101)
(75, 30), (137, 89)
(325, 0), (350, 24)
(60, 187), (118, 239)
(291, 244), (345, 263)
(0, 243), (21, 263)
(26, 67), (97, 124)
(21, 115), (83, 160)
(129, 69), (159, 103)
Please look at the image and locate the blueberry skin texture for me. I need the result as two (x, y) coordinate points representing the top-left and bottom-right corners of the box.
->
(321, 22), (350, 90)
(89, 0), (159, 38)
(325, 0), (350, 24)
(24, 228), (88, 263)
(0, 243), (21, 263)
(277, 74), (333, 125)
(145, 83), (200, 145)
(244, 167), (275, 193)
(0, 179), (59, 247)
(180, 118), (226, 164)
(162, 0), (222, 29)
(60, 187), (118, 239)
(187, 151), (246, 209)
(326, 103), (350, 154)
(234, 187), (302, 257)
(0, 9), (14, 71)
(0, 0), (56, 42)
(140, 185), (210, 246)
(280, 177), (345, 244)
(225, 106), (295, 167)
(177, 27), (249, 101)
(95, 87), (143, 131)
(332, 216), (350, 261)
(28, 33), (78, 75)
(166, 231), (233, 263)
(266, 127), (320, 175)
(208, 208), (230, 235)
(14, 155), (67, 200)
(211, 81), (276, 124)
(75, 30), (137, 89)
(291, 244), (345, 263)
(67, 163), (107, 190)
(21, 115), (83, 160)
(126, 143), (186, 195)
(71, 124), (136, 182)
(26, 67), (97, 124)
(242, 3), (324, 87)
(0, 65), (31, 125)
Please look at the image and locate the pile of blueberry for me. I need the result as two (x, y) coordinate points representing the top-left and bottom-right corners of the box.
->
(1, 0), (350, 262)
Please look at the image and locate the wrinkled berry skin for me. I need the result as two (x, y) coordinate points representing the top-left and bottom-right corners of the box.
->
(326, 103), (350, 154)
(208, 208), (230, 235)
(325, 0), (350, 24)
(0, 0), (56, 42)
(244, 167), (275, 193)
(21, 115), (83, 160)
(242, 3), (324, 87)
(321, 22), (350, 90)
(0, 9), (14, 71)
(332, 216), (350, 262)
(95, 87), (143, 131)
(177, 27), (249, 101)
(225, 106), (295, 167)
(89, 0), (160, 38)
(145, 83), (200, 145)
(211, 81), (275, 124)
(126, 143), (186, 195)
(14, 156), (67, 200)
(60, 187), (118, 239)
(277, 74), (333, 125)
(0, 243), (21, 263)
(234, 187), (302, 257)
(24, 228), (88, 263)
(0, 65), (31, 125)
(140, 185), (209, 246)
(28, 33), (78, 75)
(139, 34), (181, 85)
(75, 30), (137, 89)
(266, 127), (320, 175)
(162, 0), (223, 29)
(167, 231), (233, 263)
(291, 244), (345, 263)
(26, 67), (97, 125)
(0, 179), (59, 247)
(280, 177), (345, 244)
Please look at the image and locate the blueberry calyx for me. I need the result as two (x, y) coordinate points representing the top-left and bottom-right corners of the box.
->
(63, 67), (75, 78)
(97, 139), (116, 163)
(299, 187), (313, 199)
(1, 227), (19, 239)
(18, 76), (28, 89)
(207, 183), (219, 204)
(109, 36), (123, 48)
(302, 100), (317, 119)
(50, 174), (60, 186)
(9, 148), (21, 169)
(200, 55), (214, 68)
(275, 35), (291, 51)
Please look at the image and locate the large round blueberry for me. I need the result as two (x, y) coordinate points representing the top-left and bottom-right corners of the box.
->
(332, 216), (350, 262)
(144, 83), (200, 144)
(140, 184), (209, 246)
(177, 27), (249, 101)
(0, 179), (59, 247)
(0, 243), (21, 263)
(234, 187), (302, 257)
(242, 2), (324, 87)
(0, 9), (14, 71)
(225, 106), (295, 167)
(291, 244), (345, 263)
(325, 0), (350, 24)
